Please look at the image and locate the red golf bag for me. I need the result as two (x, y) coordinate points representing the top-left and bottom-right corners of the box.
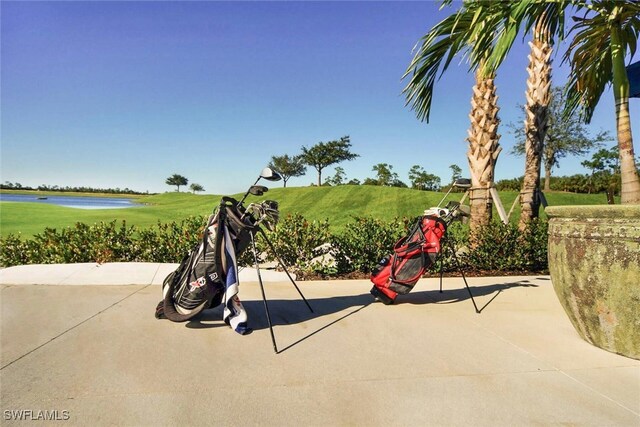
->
(370, 215), (447, 304)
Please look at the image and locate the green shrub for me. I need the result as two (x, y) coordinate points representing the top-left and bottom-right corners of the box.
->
(331, 216), (406, 274)
(0, 217), (207, 267)
(263, 213), (332, 273)
(134, 216), (207, 263)
(0, 214), (549, 275)
(458, 220), (548, 273)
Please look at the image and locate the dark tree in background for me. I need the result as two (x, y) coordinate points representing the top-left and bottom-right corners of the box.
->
(363, 163), (407, 187)
(165, 174), (188, 192)
(449, 164), (462, 184)
(581, 146), (621, 203)
(509, 87), (612, 192)
(325, 166), (347, 186)
(372, 163), (398, 186)
(189, 183), (205, 194)
(268, 154), (306, 187)
(409, 165), (441, 191)
(300, 136), (359, 186)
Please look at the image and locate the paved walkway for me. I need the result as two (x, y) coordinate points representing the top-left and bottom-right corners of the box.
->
(1, 263), (639, 426)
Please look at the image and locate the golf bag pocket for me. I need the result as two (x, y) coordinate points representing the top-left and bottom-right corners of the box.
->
(157, 215), (224, 322)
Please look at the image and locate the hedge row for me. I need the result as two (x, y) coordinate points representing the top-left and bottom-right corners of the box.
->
(0, 215), (548, 276)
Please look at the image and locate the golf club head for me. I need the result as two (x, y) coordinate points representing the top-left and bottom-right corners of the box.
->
(260, 167), (282, 182)
(453, 178), (471, 189)
(249, 185), (269, 196)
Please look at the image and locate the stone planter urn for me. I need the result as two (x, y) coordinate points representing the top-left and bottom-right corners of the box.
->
(546, 205), (640, 360)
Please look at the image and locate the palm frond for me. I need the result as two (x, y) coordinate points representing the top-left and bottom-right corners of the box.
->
(402, 7), (479, 122)
(402, 1), (509, 122)
(563, 0), (640, 122)
(563, 11), (612, 122)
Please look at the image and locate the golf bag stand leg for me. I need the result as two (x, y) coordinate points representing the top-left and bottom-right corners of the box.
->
(250, 233), (278, 353)
(439, 238), (480, 314)
(257, 228), (314, 313)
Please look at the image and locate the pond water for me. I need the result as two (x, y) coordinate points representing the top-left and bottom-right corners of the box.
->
(0, 193), (141, 210)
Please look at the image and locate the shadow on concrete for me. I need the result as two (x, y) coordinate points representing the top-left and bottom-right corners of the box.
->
(399, 280), (539, 313)
(187, 293), (375, 353)
(184, 280), (537, 352)
(188, 293), (374, 331)
(187, 279), (536, 329)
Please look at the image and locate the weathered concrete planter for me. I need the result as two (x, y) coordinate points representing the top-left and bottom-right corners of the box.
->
(546, 205), (640, 359)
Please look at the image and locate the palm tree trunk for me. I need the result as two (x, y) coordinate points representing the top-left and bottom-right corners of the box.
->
(519, 19), (552, 230)
(611, 27), (640, 204)
(467, 67), (501, 236)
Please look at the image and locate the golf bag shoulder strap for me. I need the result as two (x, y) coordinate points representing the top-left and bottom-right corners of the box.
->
(393, 219), (427, 257)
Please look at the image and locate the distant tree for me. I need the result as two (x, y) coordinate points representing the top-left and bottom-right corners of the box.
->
(190, 183), (205, 194)
(347, 178), (361, 185)
(166, 174), (188, 192)
(409, 165), (427, 190)
(268, 154), (306, 188)
(2, 181), (19, 189)
(409, 165), (441, 191)
(325, 167), (347, 186)
(449, 164), (462, 184)
(362, 177), (378, 186)
(582, 146), (620, 203)
(372, 163), (398, 186)
(509, 87), (612, 192)
(496, 177), (523, 192)
(391, 179), (408, 188)
(300, 136), (359, 186)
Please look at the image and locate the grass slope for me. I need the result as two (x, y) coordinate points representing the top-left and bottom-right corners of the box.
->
(0, 186), (614, 237)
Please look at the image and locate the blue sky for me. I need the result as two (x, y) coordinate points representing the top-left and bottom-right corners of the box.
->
(2, 1), (638, 194)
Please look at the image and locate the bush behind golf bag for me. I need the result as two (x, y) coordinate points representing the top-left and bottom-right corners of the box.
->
(155, 197), (254, 322)
(370, 214), (447, 304)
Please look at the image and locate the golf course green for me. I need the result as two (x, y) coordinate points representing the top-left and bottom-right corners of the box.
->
(0, 186), (614, 238)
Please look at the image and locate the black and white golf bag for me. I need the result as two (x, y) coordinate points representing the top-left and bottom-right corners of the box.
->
(155, 197), (276, 335)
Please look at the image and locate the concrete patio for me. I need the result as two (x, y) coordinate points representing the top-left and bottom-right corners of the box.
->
(1, 263), (639, 425)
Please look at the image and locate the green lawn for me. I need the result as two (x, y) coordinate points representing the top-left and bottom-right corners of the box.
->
(0, 186), (615, 237)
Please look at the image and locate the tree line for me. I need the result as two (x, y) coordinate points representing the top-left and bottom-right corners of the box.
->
(0, 182), (148, 195)
(267, 136), (456, 190)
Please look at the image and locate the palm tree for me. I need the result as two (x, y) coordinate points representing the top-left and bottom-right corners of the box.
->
(476, 0), (571, 228)
(518, 12), (555, 229)
(485, 0), (640, 205)
(403, 1), (508, 234)
(563, 0), (640, 203)
(466, 64), (502, 231)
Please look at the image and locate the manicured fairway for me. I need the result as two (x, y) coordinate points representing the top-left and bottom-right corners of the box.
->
(0, 186), (614, 237)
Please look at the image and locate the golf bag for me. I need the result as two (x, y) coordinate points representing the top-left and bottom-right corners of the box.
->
(155, 197), (258, 334)
(155, 166), (313, 352)
(370, 214), (446, 305)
